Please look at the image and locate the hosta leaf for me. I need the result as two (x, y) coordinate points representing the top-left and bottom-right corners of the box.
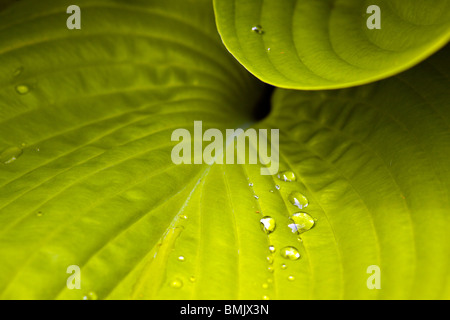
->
(0, 0), (263, 299)
(0, 0), (449, 301)
(213, 0), (450, 90)
(257, 47), (450, 299)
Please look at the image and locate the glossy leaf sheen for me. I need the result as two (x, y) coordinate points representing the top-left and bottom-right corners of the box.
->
(214, 0), (450, 89)
(0, 0), (449, 300)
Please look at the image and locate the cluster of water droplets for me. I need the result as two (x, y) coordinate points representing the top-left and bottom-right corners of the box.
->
(251, 169), (318, 294)
(257, 170), (316, 238)
(165, 182), (205, 291)
(276, 171), (316, 234)
(13, 67), (32, 95)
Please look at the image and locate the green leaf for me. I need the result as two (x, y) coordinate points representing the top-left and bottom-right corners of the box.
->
(0, 0), (262, 300)
(0, 0), (449, 300)
(257, 47), (450, 299)
(214, 0), (450, 90)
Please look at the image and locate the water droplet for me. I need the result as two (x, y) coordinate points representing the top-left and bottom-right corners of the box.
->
(13, 67), (24, 77)
(268, 266), (274, 273)
(177, 256), (185, 262)
(260, 216), (276, 234)
(269, 189), (274, 193)
(280, 246), (301, 261)
(277, 171), (296, 182)
(281, 264), (287, 269)
(254, 195), (259, 200)
(36, 211), (43, 217)
(288, 275), (295, 281)
(189, 276), (196, 283)
(15, 84), (30, 95)
(0, 146), (23, 164)
(266, 255), (274, 264)
(288, 191), (309, 209)
(262, 283), (269, 289)
(267, 48), (271, 52)
(297, 237), (303, 243)
(262, 295), (270, 300)
(288, 212), (315, 234)
(82, 291), (98, 300)
(275, 185), (280, 190)
(269, 245), (276, 253)
(252, 25), (264, 34)
(180, 215), (188, 220)
(170, 278), (183, 289)
(249, 182), (253, 187)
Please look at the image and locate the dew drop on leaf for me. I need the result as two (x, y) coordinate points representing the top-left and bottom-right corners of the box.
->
(275, 185), (280, 190)
(266, 255), (274, 264)
(82, 291), (98, 300)
(13, 67), (24, 77)
(269, 245), (276, 253)
(280, 246), (301, 260)
(170, 278), (183, 289)
(15, 84), (30, 95)
(288, 275), (295, 281)
(281, 264), (287, 269)
(252, 25), (264, 34)
(262, 283), (269, 289)
(277, 170), (296, 182)
(177, 256), (185, 262)
(288, 191), (309, 209)
(288, 212), (315, 234)
(0, 146), (23, 164)
(268, 266), (274, 273)
(260, 216), (276, 234)
(262, 295), (270, 300)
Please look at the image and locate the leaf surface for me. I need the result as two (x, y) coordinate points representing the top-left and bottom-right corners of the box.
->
(0, 0), (449, 300)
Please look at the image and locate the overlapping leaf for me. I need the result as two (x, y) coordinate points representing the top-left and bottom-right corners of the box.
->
(214, 0), (450, 89)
